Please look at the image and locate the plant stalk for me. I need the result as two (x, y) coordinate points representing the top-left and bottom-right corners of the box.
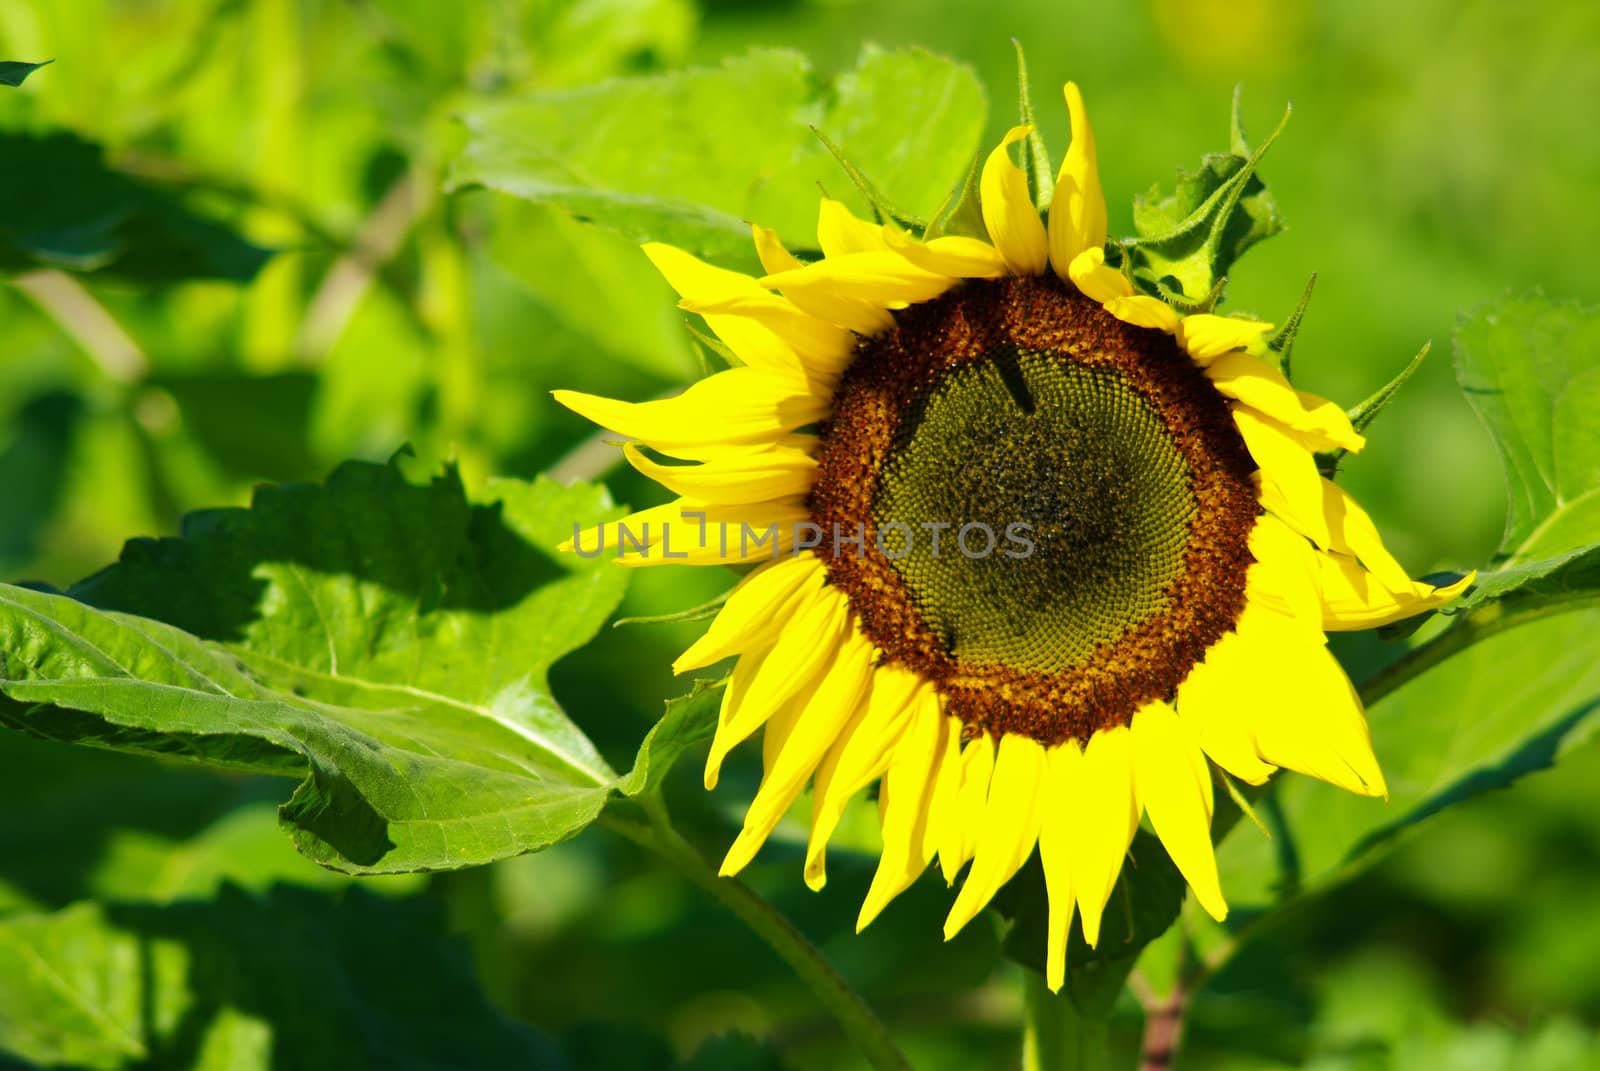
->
(598, 809), (911, 1071)
(1021, 973), (1118, 1071)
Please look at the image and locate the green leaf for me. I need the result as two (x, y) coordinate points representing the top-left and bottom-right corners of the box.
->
(0, 60), (50, 88)
(0, 132), (270, 281)
(1391, 296), (1600, 632)
(0, 459), (631, 873)
(1457, 294), (1600, 559)
(615, 678), (722, 798)
(0, 726), (399, 915)
(0, 886), (566, 1071)
(1125, 97), (1287, 307)
(450, 45), (985, 259)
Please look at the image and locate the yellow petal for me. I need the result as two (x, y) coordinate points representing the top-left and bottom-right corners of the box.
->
(642, 243), (813, 380)
(1188, 602), (1387, 798)
(1316, 551), (1475, 631)
(1177, 634), (1280, 787)
(1175, 314), (1274, 364)
(674, 554), (826, 673)
(677, 290), (855, 376)
(980, 125), (1049, 275)
(857, 692), (954, 931)
(1064, 726), (1138, 946)
(944, 734), (1047, 939)
(1131, 702), (1228, 922)
(704, 586), (851, 787)
(1236, 409), (1331, 547)
(553, 369), (824, 456)
(1258, 474), (1428, 587)
(761, 251), (955, 309)
(883, 229), (1008, 278)
(1037, 741), (1080, 992)
(1104, 294), (1181, 333)
(1047, 82), (1107, 279)
(1317, 480), (1416, 591)
(751, 224), (804, 275)
(1204, 353), (1364, 453)
(1244, 513), (1325, 628)
(720, 629), (878, 875)
(1067, 246), (1133, 304)
(938, 731), (995, 882)
(817, 198), (890, 258)
(622, 442), (817, 506)
(805, 666), (924, 890)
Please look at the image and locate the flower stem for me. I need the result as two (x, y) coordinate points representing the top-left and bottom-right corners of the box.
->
(1358, 598), (1587, 707)
(598, 809), (911, 1071)
(1021, 973), (1119, 1071)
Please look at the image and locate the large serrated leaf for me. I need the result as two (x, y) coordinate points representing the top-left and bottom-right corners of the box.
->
(0, 886), (566, 1071)
(449, 45), (985, 259)
(1441, 294), (1600, 619)
(0, 460), (631, 873)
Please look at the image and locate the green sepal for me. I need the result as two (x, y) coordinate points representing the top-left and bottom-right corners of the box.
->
(1268, 271), (1318, 376)
(924, 151), (986, 241)
(613, 590), (730, 629)
(810, 125), (927, 231)
(1011, 39), (1054, 214)
(0, 59), (50, 88)
(1124, 90), (1288, 307)
(1318, 341), (1430, 476)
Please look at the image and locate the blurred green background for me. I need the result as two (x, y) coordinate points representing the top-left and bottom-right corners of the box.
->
(2, 0), (1597, 1067)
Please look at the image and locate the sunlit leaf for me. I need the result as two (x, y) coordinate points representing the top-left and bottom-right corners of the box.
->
(450, 46), (985, 259)
(0, 460), (630, 873)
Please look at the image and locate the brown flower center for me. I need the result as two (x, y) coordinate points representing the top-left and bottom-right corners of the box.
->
(808, 274), (1259, 746)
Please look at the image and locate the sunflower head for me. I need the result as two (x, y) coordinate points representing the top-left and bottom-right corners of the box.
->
(555, 80), (1472, 992)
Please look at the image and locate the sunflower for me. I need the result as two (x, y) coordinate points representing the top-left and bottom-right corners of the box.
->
(556, 83), (1470, 990)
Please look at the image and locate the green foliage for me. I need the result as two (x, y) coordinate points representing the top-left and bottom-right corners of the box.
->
(5, 4), (1600, 1069)
(0, 887), (565, 1070)
(0, 132), (268, 280)
(1443, 295), (1600, 618)
(0, 460), (631, 873)
(451, 46), (986, 259)
(0, 60), (50, 88)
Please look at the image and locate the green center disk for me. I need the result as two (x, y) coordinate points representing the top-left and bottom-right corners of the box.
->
(871, 349), (1197, 674)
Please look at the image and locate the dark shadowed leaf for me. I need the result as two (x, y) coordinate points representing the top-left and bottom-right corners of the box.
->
(616, 678), (723, 798)
(0, 60), (49, 88)
(0, 886), (566, 1071)
(0, 132), (269, 282)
